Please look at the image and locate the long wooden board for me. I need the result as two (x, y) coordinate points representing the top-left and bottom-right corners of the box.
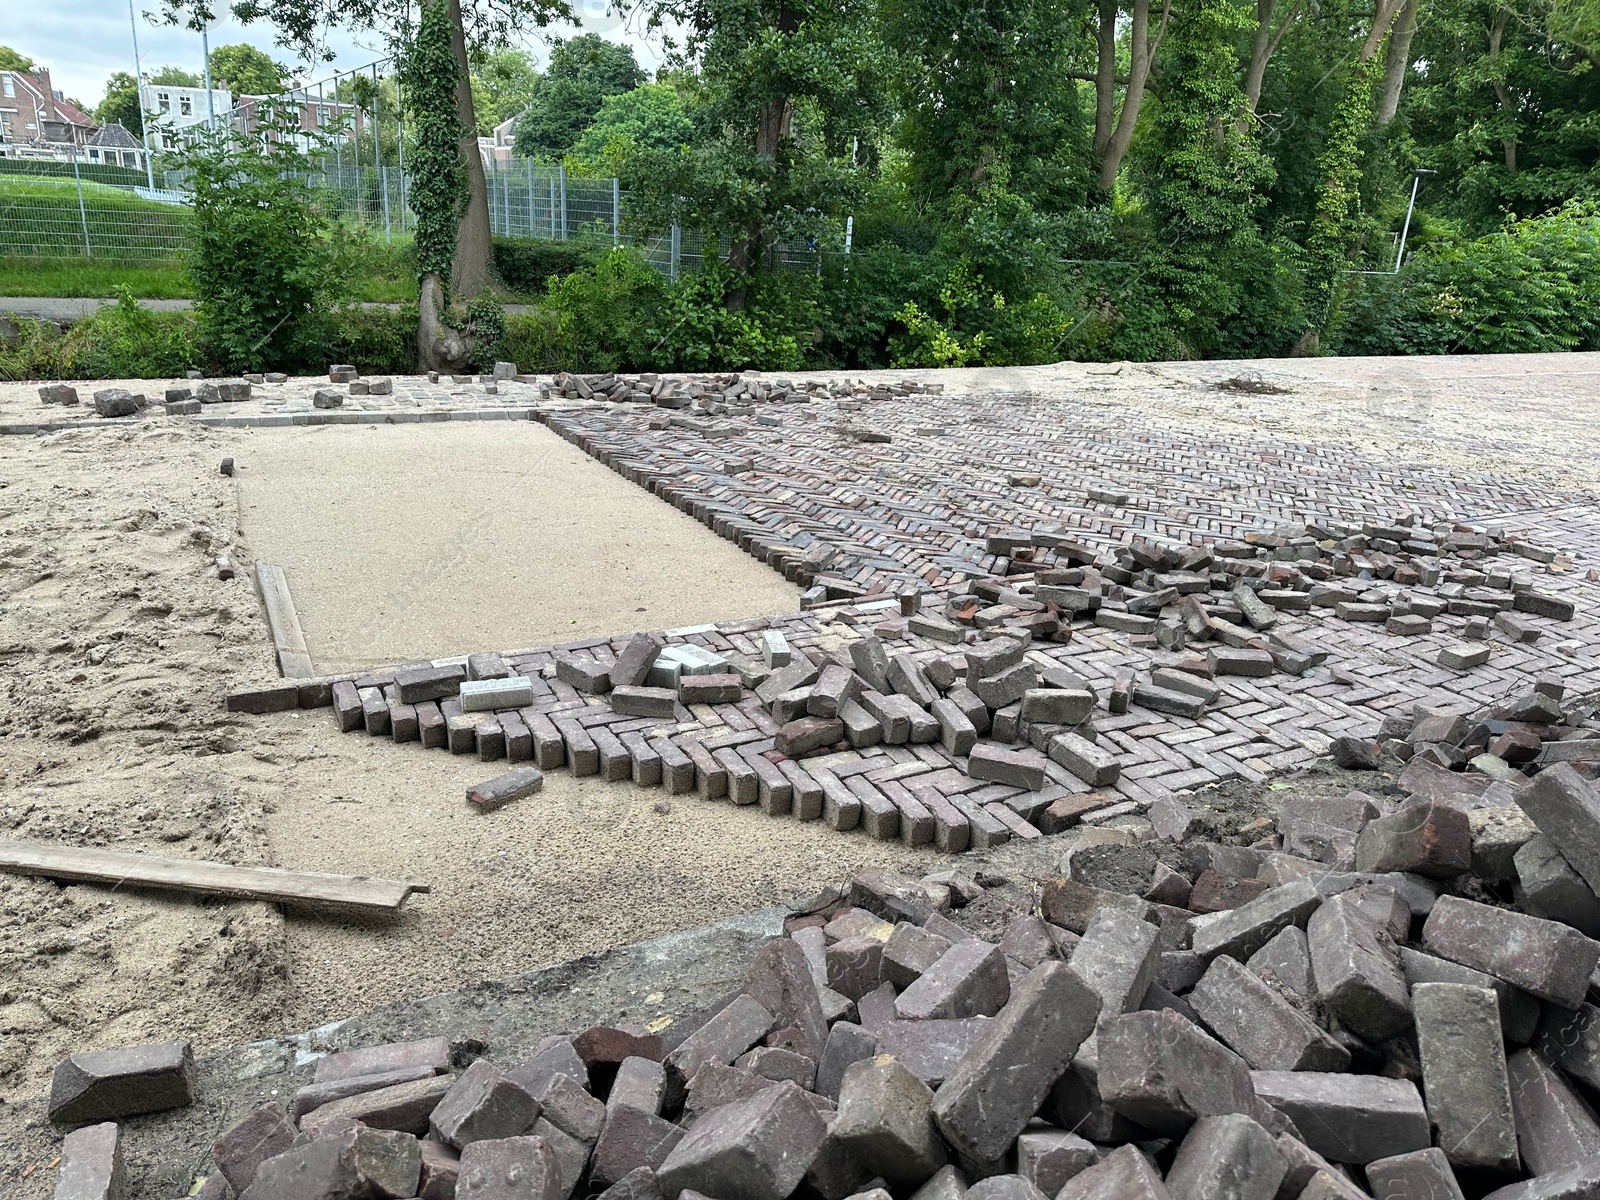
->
(0, 839), (428, 912)
(254, 559), (315, 678)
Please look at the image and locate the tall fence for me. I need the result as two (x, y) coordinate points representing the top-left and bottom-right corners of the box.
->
(0, 154), (839, 276)
(0, 60), (840, 274)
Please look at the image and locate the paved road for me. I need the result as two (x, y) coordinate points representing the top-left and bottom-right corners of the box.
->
(0, 296), (536, 320)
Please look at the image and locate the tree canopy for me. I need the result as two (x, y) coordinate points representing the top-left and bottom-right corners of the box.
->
(512, 33), (645, 158)
(470, 46), (539, 133)
(96, 71), (143, 132)
(0, 45), (36, 72)
(148, 65), (205, 87)
(209, 42), (285, 95)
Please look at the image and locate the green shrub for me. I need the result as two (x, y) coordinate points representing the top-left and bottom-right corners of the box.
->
(325, 304), (417, 375)
(492, 237), (605, 296)
(0, 289), (198, 381)
(175, 103), (343, 373)
(1336, 204), (1600, 355)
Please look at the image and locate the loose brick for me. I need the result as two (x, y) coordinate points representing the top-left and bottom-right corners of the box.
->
(931, 962), (1100, 1163)
(467, 766), (544, 813)
(655, 1081), (828, 1200)
(1189, 954), (1348, 1072)
(49, 1039), (196, 1125)
(1098, 1009), (1263, 1136)
(1423, 895), (1600, 1007)
(833, 1056), (947, 1184)
(967, 744), (1047, 790)
(894, 940), (1010, 1020)
(1251, 1071), (1429, 1164)
(1413, 983), (1518, 1172)
(55, 1122), (124, 1200)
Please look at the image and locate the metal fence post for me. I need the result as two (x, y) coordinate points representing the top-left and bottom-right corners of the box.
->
(549, 173), (557, 239)
(69, 145), (92, 257)
(558, 164), (567, 240)
(670, 223), (680, 281)
(371, 63), (389, 241)
(612, 178), (620, 247)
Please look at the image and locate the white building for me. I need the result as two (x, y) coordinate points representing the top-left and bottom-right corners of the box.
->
(139, 80), (231, 148)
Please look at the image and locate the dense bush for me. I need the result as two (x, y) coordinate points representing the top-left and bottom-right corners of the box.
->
(491, 237), (605, 296)
(0, 290), (197, 381)
(1335, 204), (1600, 355)
(0, 296), (414, 381)
(176, 104), (345, 373)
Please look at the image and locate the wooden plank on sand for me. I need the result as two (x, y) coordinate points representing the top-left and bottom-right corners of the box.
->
(0, 839), (428, 912)
(254, 559), (315, 678)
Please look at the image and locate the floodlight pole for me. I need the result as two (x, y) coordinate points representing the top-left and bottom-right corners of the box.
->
(1393, 169), (1435, 273)
(201, 17), (215, 123)
(128, 0), (157, 190)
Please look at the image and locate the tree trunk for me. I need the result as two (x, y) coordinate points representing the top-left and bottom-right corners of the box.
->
(445, 0), (496, 299)
(1360, 0), (1409, 62)
(418, 272), (473, 372)
(1097, 0), (1170, 193)
(1487, 12), (1519, 171)
(725, 97), (793, 311)
(1093, 0), (1118, 162)
(1375, 0), (1420, 124)
(1243, 0), (1301, 117)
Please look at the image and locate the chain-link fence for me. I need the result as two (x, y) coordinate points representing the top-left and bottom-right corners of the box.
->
(0, 55), (841, 276)
(0, 156), (190, 263)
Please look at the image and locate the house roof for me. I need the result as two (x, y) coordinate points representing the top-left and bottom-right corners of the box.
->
(4, 70), (96, 130)
(88, 122), (144, 150)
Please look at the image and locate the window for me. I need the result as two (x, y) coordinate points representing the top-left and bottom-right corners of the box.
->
(162, 132), (176, 149)
(1, 76), (12, 98)
(180, 95), (192, 116)
(88, 147), (99, 160)
(317, 106), (329, 126)
(158, 92), (170, 113)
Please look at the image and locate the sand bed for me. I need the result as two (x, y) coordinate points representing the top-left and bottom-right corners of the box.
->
(230, 421), (798, 673)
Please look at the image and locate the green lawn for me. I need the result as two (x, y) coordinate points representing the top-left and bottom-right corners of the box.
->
(0, 258), (194, 298)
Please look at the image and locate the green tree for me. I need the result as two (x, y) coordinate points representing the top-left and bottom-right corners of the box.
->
(1132, 0), (1296, 355)
(0, 46), (36, 72)
(512, 34), (645, 157)
(470, 46), (539, 133)
(159, 0), (571, 315)
(149, 65), (205, 87)
(96, 71), (144, 132)
(209, 42), (285, 94)
(629, 0), (885, 309)
(570, 82), (693, 172)
(881, 0), (1089, 213)
(1406, 0), (1600, 229)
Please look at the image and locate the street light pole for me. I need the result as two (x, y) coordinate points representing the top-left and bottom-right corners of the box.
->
(127, 0), (156, 190)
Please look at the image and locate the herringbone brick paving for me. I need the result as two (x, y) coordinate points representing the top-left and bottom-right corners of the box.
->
(259, 374), (1600, 849)
(520, 384), (1600, 810)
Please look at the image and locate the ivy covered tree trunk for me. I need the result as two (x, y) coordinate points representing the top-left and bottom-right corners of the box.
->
(445, 0), (497, 299)
(404, 0), (476, 371)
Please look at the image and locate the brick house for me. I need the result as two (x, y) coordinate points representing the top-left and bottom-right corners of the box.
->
(0, 67), (96, 160)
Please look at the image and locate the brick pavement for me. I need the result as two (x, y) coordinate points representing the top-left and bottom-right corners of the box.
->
(231, 373), (1600, 853)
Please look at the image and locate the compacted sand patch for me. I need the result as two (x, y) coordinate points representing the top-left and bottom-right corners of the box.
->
(230, 421), (800, 674)
(254, 711), (943, 1034)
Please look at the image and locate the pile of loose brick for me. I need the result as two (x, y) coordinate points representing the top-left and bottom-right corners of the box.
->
(228, 512), (1582, 852)
(45, 749), (1600, 1200)
(543, 372), (943, 411)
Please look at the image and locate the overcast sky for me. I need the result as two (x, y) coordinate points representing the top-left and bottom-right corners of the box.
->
(3, 1), (668, 113)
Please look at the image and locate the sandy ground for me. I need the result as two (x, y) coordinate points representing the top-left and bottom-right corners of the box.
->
(1, 351), (1597, 1140)
(0, 403), (887, 1115)
(231, 421), (798, 673)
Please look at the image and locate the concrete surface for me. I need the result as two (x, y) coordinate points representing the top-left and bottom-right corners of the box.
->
(228, 420), (801, 674)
